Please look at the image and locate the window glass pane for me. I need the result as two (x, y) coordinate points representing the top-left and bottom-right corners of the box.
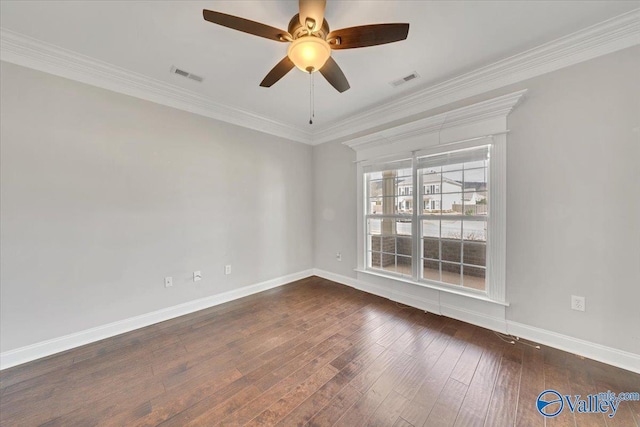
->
(369, 179), (383, 197)
(379, 235), (396, 254)
(463, 220), (486, 242)
(442, 193), (464, 214)
(463, 265), (486, 290)
(368, 171), (383, 180)
(368, 235), (380, 251)
(442, 239), (461, 263)
(396, 255), (412, 276)
(422, 220), (439, 238)
(463, 241), (486, 266)
(441, 263), (461, 286)
(441, 172), (464, 194)
(368, 197), (382, 215)
(396, 219), (412, 236)
(381, 253), (395, 270)
(463, 166), (488, 182)
(422, 195), (441, 214)
(441, 162), (464, 172)
(368, 218), (381, 235)
(366, 169), (412, 215)
(397, 237), (412, 257)
(368, 251), (381, 269)
(396, 196), (413, 214)
(423, 259), (439, 281)
(463, 160), (487, 170)
(441, 220), (462, 239)
(463, 167), (488, 214)
(423, 238), (439, 260)
(422, 171), (442, 192)
(396, 168), (412, 178)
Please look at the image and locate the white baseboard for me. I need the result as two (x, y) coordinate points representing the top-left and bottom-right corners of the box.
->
(4, 268), (638, 375)
(506, 321), (640, 374)
(0, 269), (314, 370)
(313, 268), (640, 374)
(439, 303), (508, 334)
(313, 268), (505, 332)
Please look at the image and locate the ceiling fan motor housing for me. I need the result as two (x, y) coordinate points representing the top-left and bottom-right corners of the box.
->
(288, 14), (330, 40)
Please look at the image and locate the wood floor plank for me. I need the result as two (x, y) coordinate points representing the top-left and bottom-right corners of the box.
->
(566, 356), (607, 427)
(2, 276), (639, 427)
(590, 376), (639, 427)
(306, 384), (363, 427)
(450, 342), (483, 386)
(334, 352), (415, 427)
(394, 417), (416, 427)
(544, 352), (577, 427)
(274, 371), (351, 426)
(423, 378), (468, 427)
(245, 365), (339, 426)
(452, 342), (504, 427)
(514, 344), (545, 427)
(217, 338), (354, 425)
(365, 390), (409, 427)
(483, 345), (523, 427)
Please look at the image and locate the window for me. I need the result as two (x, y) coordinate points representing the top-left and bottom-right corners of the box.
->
(366, 164), (413, 276)
(419, 146), (488, 291)
(353, 90), (523, 305)
(364, 145), (493, 294)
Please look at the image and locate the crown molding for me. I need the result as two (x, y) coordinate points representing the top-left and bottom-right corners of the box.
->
(315, 8), (640, 145)
(0, 28), (314, 145)
(344, 89), (526, 152)
(1, 9), (638, 147)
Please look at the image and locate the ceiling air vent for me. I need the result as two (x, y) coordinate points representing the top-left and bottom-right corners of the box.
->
(170, 66), (204, 83)
(390, 72), (420, 88)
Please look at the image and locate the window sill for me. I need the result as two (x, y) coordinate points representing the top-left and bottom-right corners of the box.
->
(354, 268), (510, 307)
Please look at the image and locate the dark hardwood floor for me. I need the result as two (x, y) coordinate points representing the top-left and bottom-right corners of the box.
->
(1, 276), (638, 426)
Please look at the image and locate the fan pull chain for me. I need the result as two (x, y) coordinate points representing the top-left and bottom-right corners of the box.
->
(309, 71), (315, 125)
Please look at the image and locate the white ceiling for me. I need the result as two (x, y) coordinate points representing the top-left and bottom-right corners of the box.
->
(1, 1), (637, 133)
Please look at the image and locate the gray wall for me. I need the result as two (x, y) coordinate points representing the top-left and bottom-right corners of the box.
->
(0, 62), (313, 352)
(312, 141), (357, 277)
(313, 46), (640, 355)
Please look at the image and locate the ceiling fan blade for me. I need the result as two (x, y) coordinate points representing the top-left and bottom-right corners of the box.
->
(203, 9), (291, 42)
(327, 23), (409, 49)
(260, 57), (295, 87)
(319, 57), (350, 93)
(299, 0), (326, 32)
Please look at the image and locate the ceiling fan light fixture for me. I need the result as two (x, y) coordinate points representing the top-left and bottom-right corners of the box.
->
(287, 36), (331, 73)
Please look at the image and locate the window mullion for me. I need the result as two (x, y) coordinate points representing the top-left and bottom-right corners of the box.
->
(412, 156), (419, 281)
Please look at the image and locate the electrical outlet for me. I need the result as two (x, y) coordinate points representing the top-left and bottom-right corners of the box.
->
(225, 265), (232, 275)
(336, 252), (342, 261)
(193, 271), (202, 282)
(571, 295), (585, 312)
(165, 277), (173, 288)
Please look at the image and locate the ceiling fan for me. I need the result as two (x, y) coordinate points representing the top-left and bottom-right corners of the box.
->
(202, 0), (410, 93)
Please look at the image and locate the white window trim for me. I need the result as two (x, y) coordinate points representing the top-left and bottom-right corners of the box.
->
(347, 90), (526, 306)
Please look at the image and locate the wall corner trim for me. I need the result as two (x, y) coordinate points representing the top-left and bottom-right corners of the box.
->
(0, 269), (314, 370)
